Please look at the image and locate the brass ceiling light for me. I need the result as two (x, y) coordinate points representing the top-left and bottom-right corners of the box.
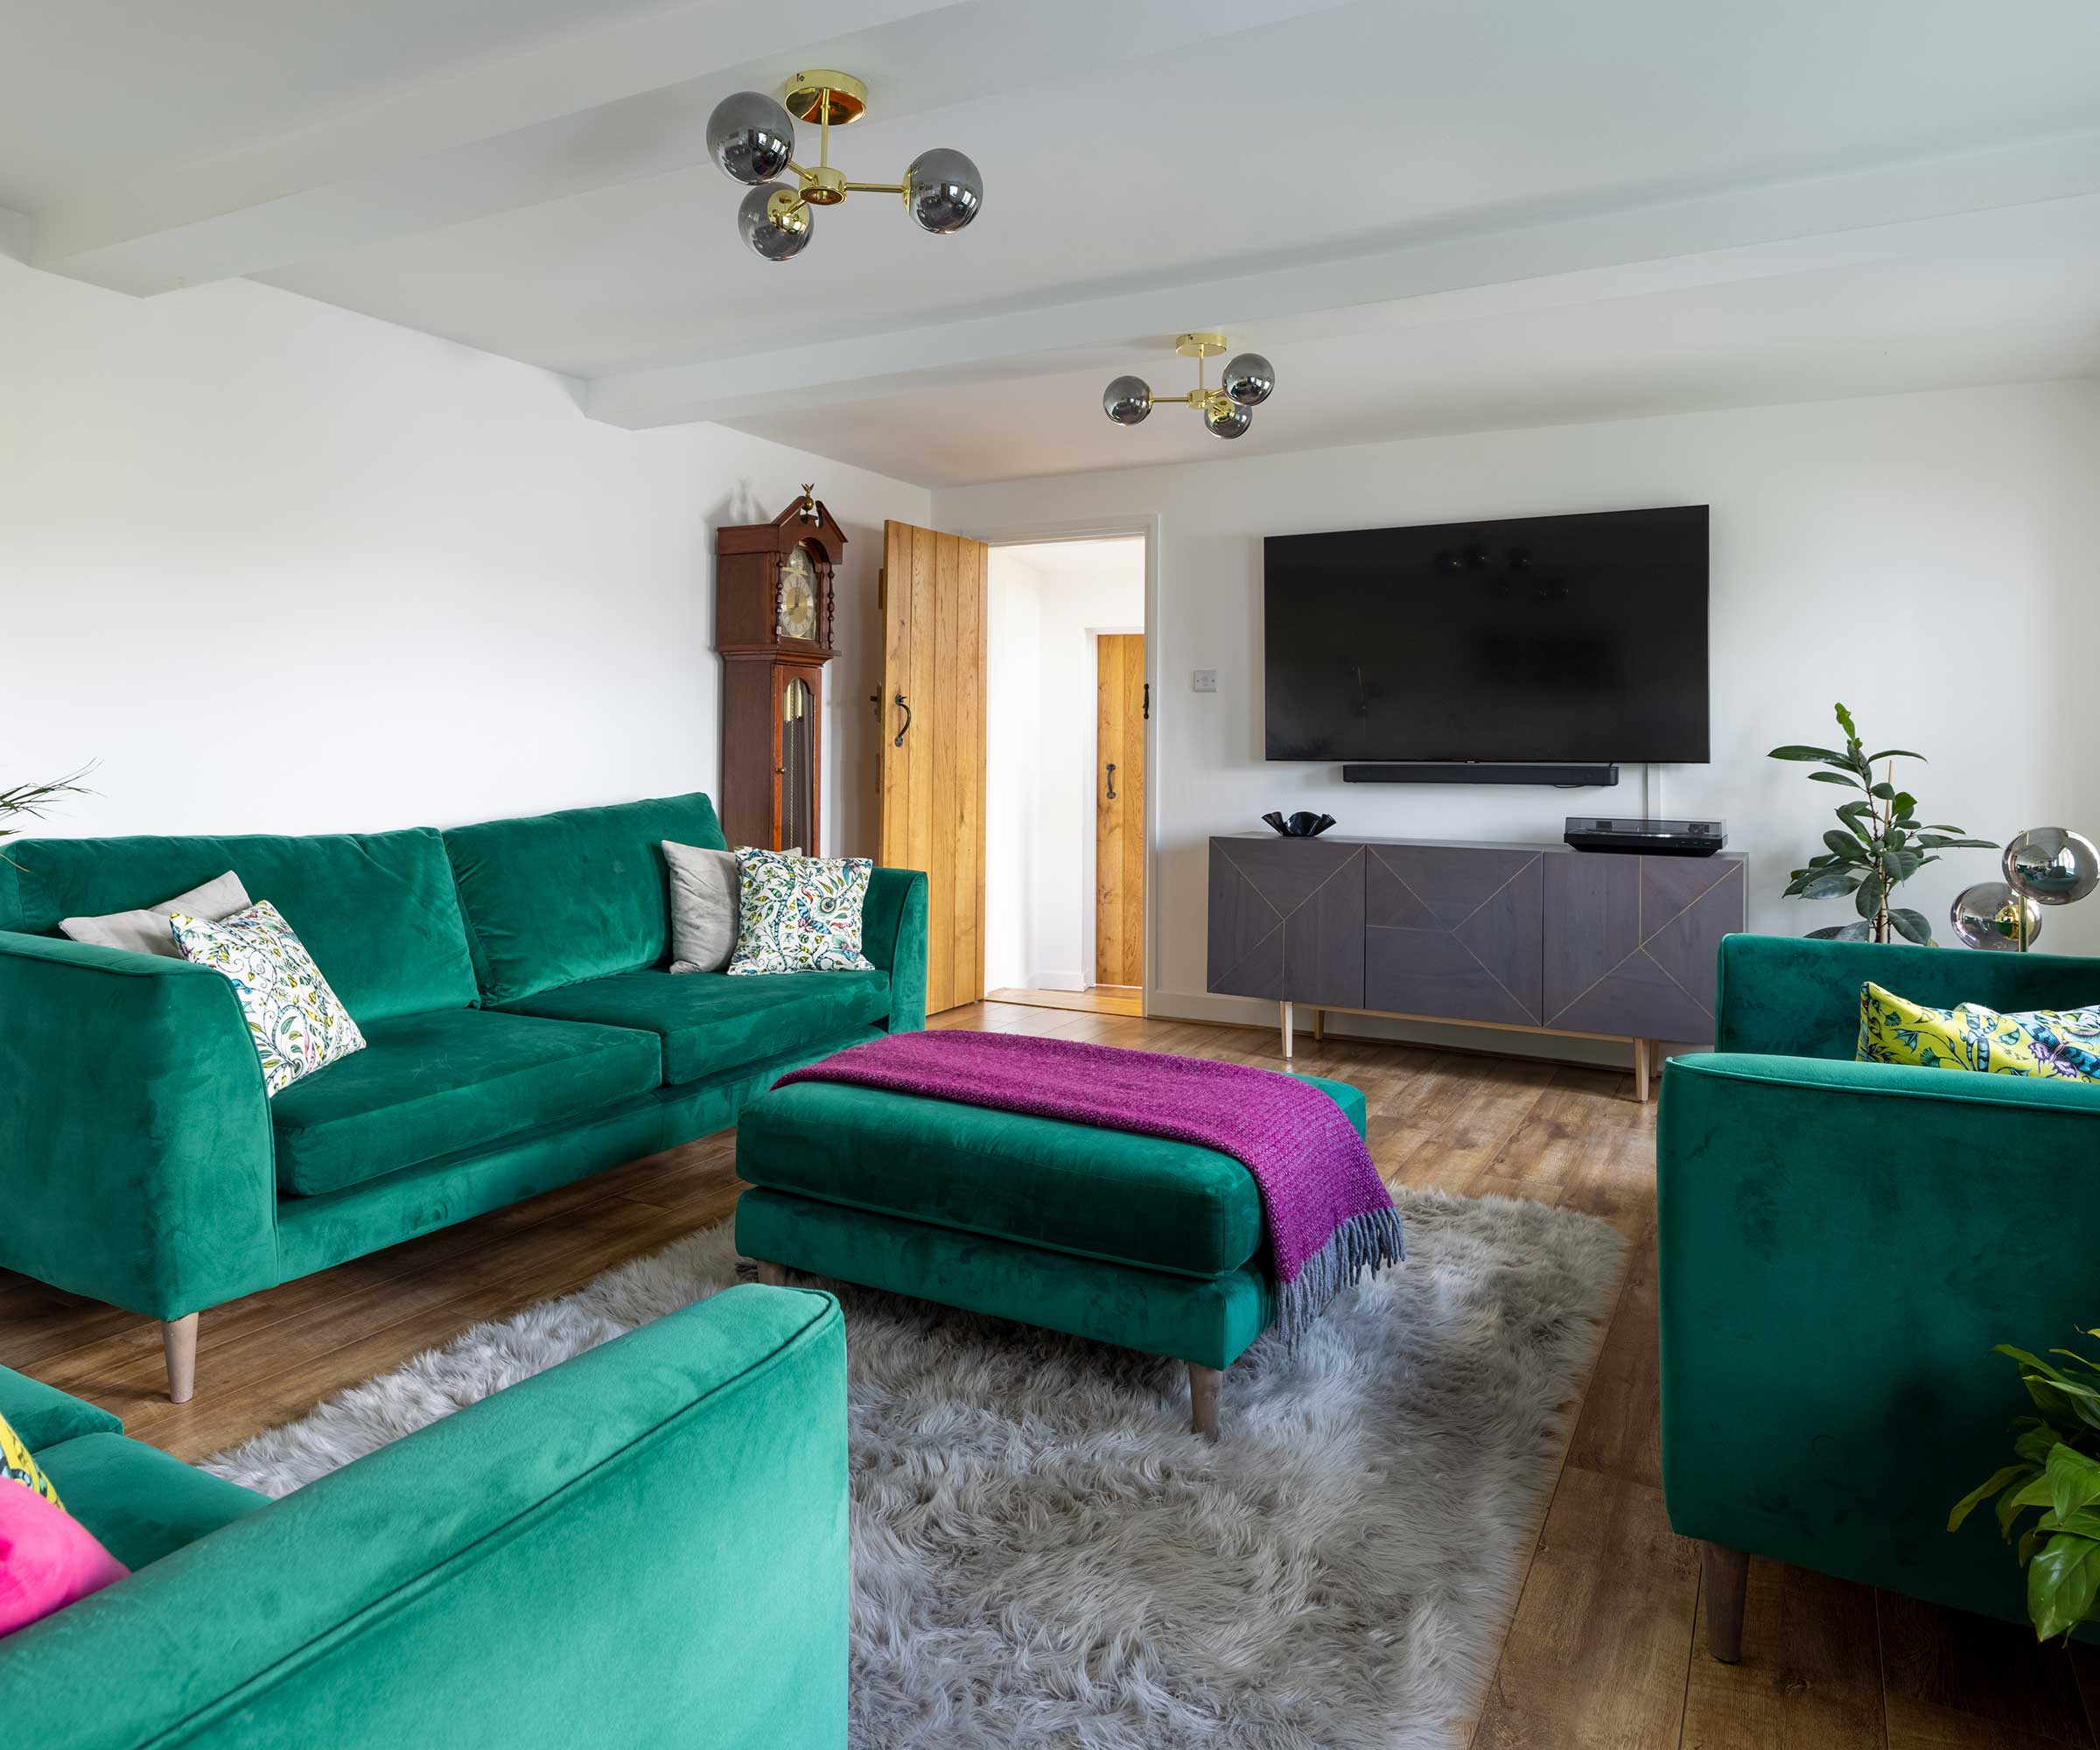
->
(1103, 334), (1275, 439)
(706, 70), (984, 262)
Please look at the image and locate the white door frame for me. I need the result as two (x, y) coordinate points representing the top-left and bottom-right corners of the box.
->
(956, 514), (1159, 1017)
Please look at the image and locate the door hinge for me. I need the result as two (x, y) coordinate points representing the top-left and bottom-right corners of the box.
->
(1143, 682), (1151, 720)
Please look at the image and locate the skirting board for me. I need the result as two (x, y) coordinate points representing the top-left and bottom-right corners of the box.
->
(1152, 988), (1691, 1073)
(1027, 970), (1088, 993)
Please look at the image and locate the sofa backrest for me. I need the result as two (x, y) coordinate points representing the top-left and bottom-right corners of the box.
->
(442, 792), (727, 1004)
(0, 828), (479, 1022)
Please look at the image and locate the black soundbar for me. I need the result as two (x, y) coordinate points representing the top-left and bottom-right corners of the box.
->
(1341, 761), (1620, 788)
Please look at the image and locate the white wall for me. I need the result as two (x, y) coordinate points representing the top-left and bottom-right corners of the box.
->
(0, 255), (930, 850)
(936, 382), (2100, 1051)
(984, 538), (1145, 990)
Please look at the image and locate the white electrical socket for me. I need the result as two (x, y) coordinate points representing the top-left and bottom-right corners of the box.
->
(1192, 669), (1219, 693)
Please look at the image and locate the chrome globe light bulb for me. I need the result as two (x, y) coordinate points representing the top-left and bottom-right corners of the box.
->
(1950, 881), (2044, 951)
(738, 184), (814, 262)
(905, 149), (984, 234)
(1222, 352), (1275, 407)
(1102, 376), (1153, 425)
(2003, 827), (2100, 906)
(707, 92), (796, 186)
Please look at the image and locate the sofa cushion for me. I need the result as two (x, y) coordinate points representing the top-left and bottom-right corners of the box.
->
(32, 1432), (265, 1571)
(0, 1368), (122, 1454)
(502, 968), (892, 1088)
(444, 793), (728, 1004)
(734, 1072), (1368, 1278)
(0, 828), (476, 1021)
(270, 1008), (663, 1197)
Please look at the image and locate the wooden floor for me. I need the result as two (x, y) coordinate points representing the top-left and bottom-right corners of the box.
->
(984, 984), (1143, 1016)
(4, 1001), (2090, 1746)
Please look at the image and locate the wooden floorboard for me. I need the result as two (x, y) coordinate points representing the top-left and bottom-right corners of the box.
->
(0, 1003), (2073, 1740)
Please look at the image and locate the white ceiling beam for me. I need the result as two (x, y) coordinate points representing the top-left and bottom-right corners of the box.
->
(584, 130), (2100, 430)
(29, 0), (1352, 297)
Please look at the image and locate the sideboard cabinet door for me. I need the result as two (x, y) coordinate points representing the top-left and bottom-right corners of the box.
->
(1207, 838), (1365, 1008)
(1364, 844), (1544, 1026)
(1542, 853), (1745, 1043)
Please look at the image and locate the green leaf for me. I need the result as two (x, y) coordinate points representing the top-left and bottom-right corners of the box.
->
(1807, 920), (1875, 942)
(1770, 745), (1851, 762)
(1808, 771), (1864, 788)
(2048, 1446), (2100, 1522)
(2028, 1532), (2100, 1640)
(1893, 791), (1917, 816)
(1953, 1463), (2036, 1532)
(1869, 781), (1898, 800)
(1867, 749), (1925, 763)
(2002, 1473), (2058, 1537)
(1915, 836), (1998, 850)
(1824, 830), (1869, 859)
(1882, 850), (1923, 884)
(1801, 872), (1862, 900)
(1888, 907), (1934, 945)
(1855, 875), (1886, 920)
(1834, 702), (1858, 739)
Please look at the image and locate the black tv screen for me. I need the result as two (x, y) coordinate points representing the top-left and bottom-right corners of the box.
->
(1264, 504), (1710, 763)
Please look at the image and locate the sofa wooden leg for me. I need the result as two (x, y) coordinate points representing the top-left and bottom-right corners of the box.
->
(753, 1260), (788, 1287)
(1188, 1362), (1222, 1442)
(1703, 1540), (1749, 1662)
(162, 1313), (199, 1404)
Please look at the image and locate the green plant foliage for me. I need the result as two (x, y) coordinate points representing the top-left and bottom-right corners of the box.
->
(0, 765), (94, 865)
(1771, 704), (1995, 945)
(1951, 1334), (2100, 1642)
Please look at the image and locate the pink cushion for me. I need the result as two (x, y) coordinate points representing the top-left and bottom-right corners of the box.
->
(0, 1482), (127, 1637)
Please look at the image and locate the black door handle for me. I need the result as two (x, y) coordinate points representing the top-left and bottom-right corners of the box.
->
(1105, 761), (1118, 801)
(892, 693), (912, 747)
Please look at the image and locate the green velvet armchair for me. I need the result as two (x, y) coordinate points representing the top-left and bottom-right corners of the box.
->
(1658, 933), (2100, 1659)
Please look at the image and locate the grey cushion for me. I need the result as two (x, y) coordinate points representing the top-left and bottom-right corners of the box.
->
(59, 870), (251, 958)
(663, 839), (738, 974)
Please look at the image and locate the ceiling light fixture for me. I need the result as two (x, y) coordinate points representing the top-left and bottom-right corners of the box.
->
(706, 70), (983, 262)
(1102, 333), (1275, 440)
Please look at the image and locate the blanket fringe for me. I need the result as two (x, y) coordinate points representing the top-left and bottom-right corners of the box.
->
(1278, 1205), (1406, 1345)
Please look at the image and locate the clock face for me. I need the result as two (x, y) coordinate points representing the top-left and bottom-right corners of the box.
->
(778, 546), (819, 641)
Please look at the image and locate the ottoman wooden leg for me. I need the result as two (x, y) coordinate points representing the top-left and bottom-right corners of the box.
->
(162, 1313), (199, 1404)
(1702, 1541), (1749, 1662)
(753, 1260), (788, 1287)
(1188, 1362), (1222, 1441)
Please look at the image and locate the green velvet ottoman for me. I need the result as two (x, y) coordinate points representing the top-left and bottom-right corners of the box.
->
(732, 1068), (1368, 1438)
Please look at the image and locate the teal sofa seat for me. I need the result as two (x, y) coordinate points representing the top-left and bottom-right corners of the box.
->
(735, 1071), (1368, 1438)
(0, 1284), (850, 1749)
(1658, 933), (2100, 1660)
(0, 792), (928, 1399)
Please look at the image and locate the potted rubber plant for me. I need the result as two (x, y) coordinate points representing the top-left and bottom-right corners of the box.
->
(1770, 704), (1995, 944)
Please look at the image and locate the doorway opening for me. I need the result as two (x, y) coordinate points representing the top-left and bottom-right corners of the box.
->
(983, 536), (1147, 1017)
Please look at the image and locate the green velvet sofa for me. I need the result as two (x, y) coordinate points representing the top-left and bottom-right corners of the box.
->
(0, 792), (927, 1400)
(0, 1284), (849, 1747)
(1658, 933), (2100, 1659)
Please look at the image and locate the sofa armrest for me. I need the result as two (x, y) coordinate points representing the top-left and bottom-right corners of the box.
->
(1713, 932), (2100, 1060)
(0, 931), (276, 1320)
(0, 1284), (850, 1750)
(1656, 1051), (2100, 1620)
(862, 866), (928, 1032)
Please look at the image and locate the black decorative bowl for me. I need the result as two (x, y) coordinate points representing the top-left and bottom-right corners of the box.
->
(1263, 811), (1337, 838)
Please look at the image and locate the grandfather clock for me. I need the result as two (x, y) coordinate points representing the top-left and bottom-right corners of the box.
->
(714, 487), (844, 854)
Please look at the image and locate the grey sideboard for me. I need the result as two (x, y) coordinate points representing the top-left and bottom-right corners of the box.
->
(1207, 834), (1746, 1098)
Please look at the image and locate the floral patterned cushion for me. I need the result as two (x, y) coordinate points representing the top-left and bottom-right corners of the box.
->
(170, 900), (368, 1095)
(726, 849), (876, 976)
(1857, 981), (2100, 1081)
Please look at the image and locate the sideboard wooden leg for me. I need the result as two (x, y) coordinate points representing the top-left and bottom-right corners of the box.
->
(1702, 1541), (1749, 1662)
(1188, 1362), (1222, 1441)
(162, 1313), (199, 1404)
(1280, 1000), (1294, 1060)
(1633, 1037), (1650, 1104)
(753, 1260), (788, 1287)
(1313, 1007), (1325, 1042)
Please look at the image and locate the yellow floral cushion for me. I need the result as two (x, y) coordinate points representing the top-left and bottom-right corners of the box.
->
(1, 1408), (64, 1511)
(1857, 982), (2100, 1081)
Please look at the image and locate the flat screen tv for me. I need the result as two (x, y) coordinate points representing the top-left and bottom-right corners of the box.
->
(1264, 504), (1709, 764)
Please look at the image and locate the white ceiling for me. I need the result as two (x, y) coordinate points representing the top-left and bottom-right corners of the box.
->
(6, 0), (2100, 486)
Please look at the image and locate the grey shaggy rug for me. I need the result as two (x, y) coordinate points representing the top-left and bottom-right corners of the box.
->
(206, 1191), (1624, 1748)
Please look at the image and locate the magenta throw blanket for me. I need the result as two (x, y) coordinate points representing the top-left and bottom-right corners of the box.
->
(774, 1031), (1403, 1340)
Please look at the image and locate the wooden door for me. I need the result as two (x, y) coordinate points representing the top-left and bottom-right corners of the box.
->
(1094, 634), (1144, 988)
(878, 521), (987, 1014)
